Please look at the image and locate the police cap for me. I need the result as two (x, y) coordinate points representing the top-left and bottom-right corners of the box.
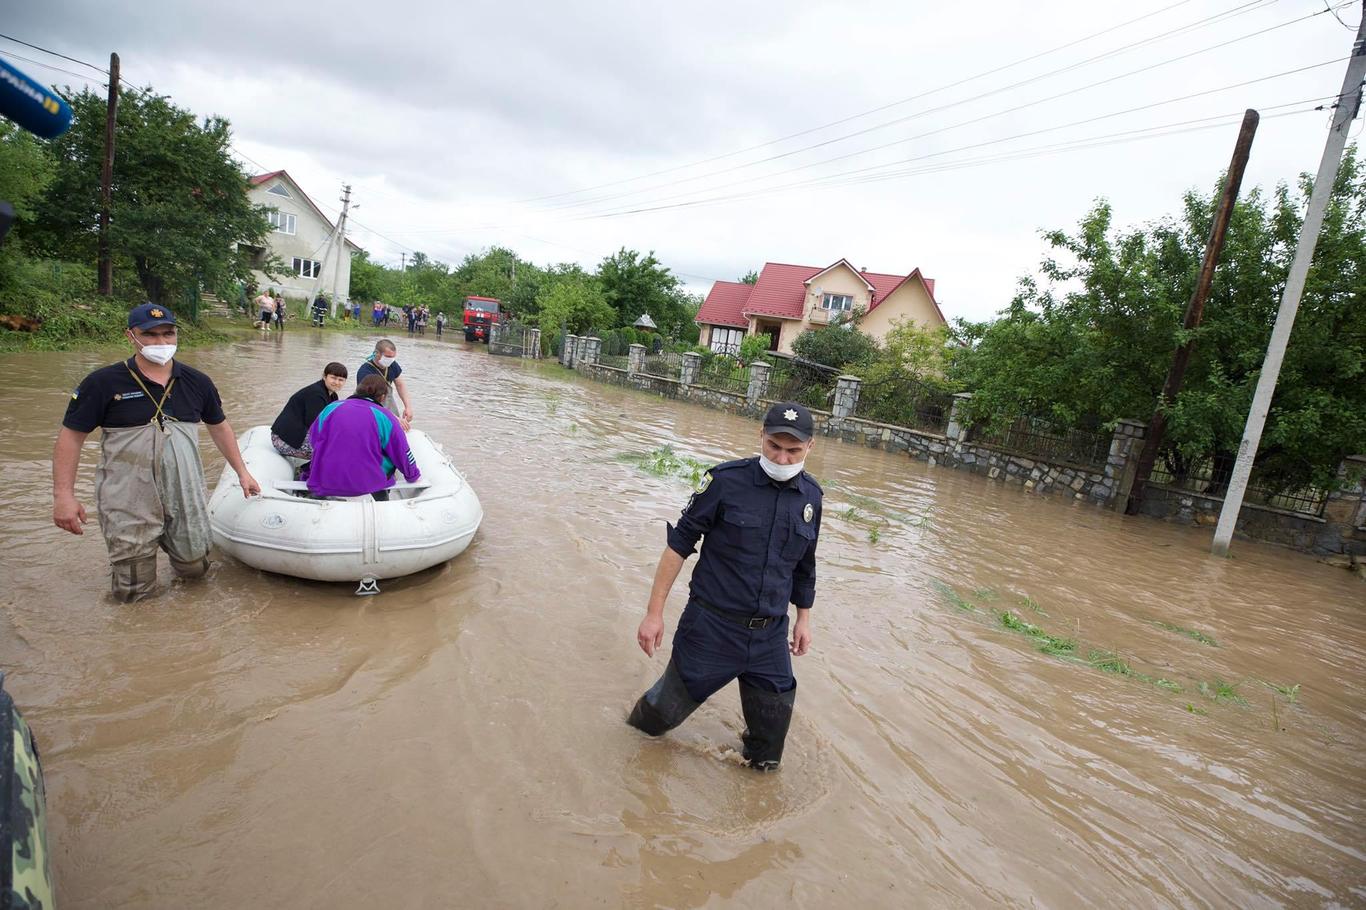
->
(762, 401), (814, 442)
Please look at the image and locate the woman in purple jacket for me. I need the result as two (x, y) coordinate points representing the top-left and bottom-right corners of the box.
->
(306, 375), (420, 500)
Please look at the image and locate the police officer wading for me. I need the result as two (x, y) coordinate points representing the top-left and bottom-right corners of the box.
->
(51, 304), (262, 602)
(629, 401), (822, 772)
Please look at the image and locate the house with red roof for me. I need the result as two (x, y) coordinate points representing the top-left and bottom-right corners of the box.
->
(696, 259), (945, 355)
(246, 170), (362, 307)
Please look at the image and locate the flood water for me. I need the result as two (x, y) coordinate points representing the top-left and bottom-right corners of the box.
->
(1, 331), (1363, 908)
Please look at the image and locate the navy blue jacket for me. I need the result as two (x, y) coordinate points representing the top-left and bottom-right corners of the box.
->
(666, 457), (822, 617)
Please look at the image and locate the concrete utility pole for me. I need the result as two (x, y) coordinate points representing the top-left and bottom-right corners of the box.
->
(1126, 109), (1260, 515)
(329, 183), (352, 316)
(97, 52), (119, 296)
(400, 251), (406, 272)
(1212, 9), (1366, 557)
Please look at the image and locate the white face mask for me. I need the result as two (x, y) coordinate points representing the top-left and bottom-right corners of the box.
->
(759, 453), (805, 482)
(376, 354), (395, 368)
(136, 341), (177, 365)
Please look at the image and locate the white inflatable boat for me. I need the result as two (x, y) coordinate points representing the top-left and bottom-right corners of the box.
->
(208, 425), (482, 591)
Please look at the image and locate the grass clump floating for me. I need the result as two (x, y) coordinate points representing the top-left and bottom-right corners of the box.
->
(1199, 678), (1247, 705)
(1152, 621), (1217, 647)
(930, 579), (976, 613)
(621, 446), (710, 486)
(1087, 649), (1133, 677)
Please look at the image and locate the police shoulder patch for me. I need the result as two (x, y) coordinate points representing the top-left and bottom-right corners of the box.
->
(695, 472), (713, 493)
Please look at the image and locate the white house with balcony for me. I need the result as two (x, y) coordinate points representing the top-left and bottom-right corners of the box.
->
(695, 258), (947, 355)
(245, 170), (359, 305)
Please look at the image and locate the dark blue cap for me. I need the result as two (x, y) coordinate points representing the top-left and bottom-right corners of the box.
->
(127, 303), (177, 330)
(762, 401), (814, 442)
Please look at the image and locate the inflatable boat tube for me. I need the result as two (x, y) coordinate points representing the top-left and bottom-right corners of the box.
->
(208, 425), (482, 583)
(1, 672), (54, 910)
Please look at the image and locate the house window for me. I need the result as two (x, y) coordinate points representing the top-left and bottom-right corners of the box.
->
(710, 326), (744, 355)
(267, 209), (296, 235)
(822, 293), (853, 312)
(267, 183), (292, 198)
(293, 257), (321, 279)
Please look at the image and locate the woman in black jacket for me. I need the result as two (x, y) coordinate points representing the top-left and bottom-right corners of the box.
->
(270, 362), (348, 458)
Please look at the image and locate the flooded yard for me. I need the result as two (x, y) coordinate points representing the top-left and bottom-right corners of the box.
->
(1, 332), (1362, 907)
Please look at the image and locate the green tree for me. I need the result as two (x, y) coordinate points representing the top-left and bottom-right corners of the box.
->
(739, 269), (759, 285)
(534, 273), (615, 334)
(952, 147), (1366, 491)
(791, 324), (880, 370)
(597, 248), (683, 331)
(28, 86), (274, 308)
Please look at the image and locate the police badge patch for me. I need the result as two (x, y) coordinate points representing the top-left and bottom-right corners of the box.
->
(695, 472), (712, 494)
(803, 503), (814, 522)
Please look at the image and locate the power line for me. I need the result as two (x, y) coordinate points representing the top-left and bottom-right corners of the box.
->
(0, 33), (108, 74)
(529, 3), (1344, 216)
(0, 50), (100, 86)
(391, 56), (1346, 236)
(518, 0), (1218, 203)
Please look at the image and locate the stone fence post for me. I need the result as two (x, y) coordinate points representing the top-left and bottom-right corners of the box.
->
(527, 327), (541, 359)
(945, 392), (973, 443)
(680, 352), (701, 387)
(833, 375), (861, 420)
(746, 360), (771, 405)
(1105, 418), (1147, 511)
(562, 333), (577, 367)
(627, 343), (645, 375)
(1324, 455), (1366, 536)
(583, 336), (602, 366)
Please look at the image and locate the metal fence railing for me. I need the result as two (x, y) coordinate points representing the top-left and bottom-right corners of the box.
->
(598, 354), (630, 370)
(489, 320), (532, 357)
(764, 355), (840, 410)
(695, 357), (749, 396)
(853, 373), (955, 434)
(642, 353), (683, 380)
(972, 415), (1111, 468)
(1148, 453), (1328, 517)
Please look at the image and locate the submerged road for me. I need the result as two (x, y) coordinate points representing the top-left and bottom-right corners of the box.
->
(1, 331), (1362, 907)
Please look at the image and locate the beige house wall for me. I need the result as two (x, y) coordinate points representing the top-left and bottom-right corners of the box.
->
(247, 177), (354, 306)
(858, 280), (944, 340)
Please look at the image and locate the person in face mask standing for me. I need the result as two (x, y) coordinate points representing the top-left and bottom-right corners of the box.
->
(51, 303), (262, 602)
(356, 339), (413, 431)
(628, 401), (822, 772)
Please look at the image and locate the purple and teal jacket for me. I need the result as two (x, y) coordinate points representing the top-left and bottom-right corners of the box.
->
(305, 397), (420, 497)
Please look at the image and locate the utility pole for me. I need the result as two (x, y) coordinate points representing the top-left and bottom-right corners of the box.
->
(1125, 110), (1260, 515)
(400, 251), (406, 272)
(1212, 10), (1366, 557)
(97, 52), (119, 296)
(329, 183), (352, 317)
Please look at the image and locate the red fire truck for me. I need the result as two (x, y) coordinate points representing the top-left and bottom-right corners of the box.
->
(462, 295), (501, 342)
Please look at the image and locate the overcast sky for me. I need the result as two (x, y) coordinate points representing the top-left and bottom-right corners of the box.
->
(5, 0), (1361, 321)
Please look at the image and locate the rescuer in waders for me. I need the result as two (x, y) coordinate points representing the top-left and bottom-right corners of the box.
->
(356, 339), (414, 430)
(51, 303), (262, 602)
(629, 402), (822, 771)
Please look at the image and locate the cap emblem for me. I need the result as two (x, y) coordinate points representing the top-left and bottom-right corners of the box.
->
(784, 408), (797, 421)
(149, 308), (164, 318)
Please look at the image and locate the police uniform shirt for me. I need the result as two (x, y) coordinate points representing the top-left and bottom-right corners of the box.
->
(666, 457), (822, 618)
(356, 360), (402, 386)
(63, 359), (226, 432)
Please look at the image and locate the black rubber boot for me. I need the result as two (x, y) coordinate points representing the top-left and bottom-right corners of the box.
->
(628, 659), (700, 736)
(739, 680), (796, 771)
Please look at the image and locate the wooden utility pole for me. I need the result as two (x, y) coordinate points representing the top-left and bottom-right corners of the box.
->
(1125, 109), (1259, 515)
(97, 52), (119, 296)
(329, 183), (352, 316)
(1212, 9), (1366, 556)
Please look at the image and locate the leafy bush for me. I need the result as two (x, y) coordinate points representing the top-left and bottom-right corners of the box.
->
(791, 324), (880, 370)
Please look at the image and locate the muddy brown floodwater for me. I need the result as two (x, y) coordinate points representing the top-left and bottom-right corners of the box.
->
(1, 332), (1363, 908)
